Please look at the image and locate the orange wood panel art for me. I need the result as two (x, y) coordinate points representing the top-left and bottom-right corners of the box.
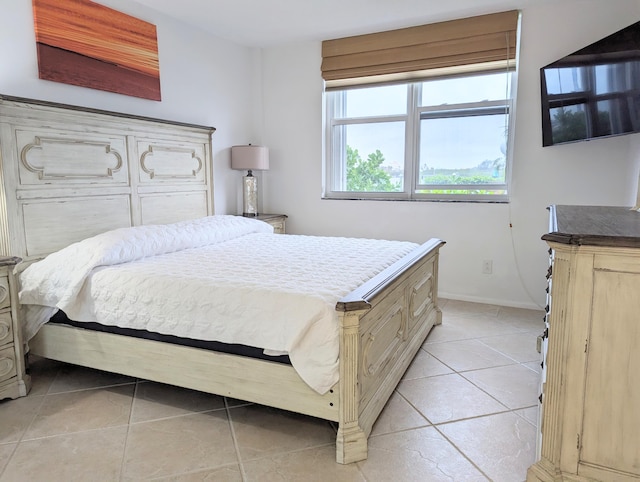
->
(32, 0), (161, 100)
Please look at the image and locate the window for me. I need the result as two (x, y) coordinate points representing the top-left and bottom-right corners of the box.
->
(324, 69), (514, 201)
(321, 10), (520, 202)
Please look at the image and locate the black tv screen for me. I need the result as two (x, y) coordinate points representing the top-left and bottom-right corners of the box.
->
(541, 21), (640, 146)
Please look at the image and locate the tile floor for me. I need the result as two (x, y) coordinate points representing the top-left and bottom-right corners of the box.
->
(0, 299), (544, 481)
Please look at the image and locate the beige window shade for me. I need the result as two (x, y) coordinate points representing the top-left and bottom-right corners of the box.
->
(321, 10), (519, 86)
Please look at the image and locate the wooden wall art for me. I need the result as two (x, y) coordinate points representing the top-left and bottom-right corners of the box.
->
(32, 0), (161, 101)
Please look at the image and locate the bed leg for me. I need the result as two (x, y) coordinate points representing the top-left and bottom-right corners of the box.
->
(336, 309), (369, 464)
(336, 424), (367, 464)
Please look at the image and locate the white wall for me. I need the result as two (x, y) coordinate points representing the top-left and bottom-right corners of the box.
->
(0, 0), (261, 215)
(261, 0), (640, 309)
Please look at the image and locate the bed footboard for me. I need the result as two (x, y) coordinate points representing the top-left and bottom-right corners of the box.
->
(335, 238), (444, 464)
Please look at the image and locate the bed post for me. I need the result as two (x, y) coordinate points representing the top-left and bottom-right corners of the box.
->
(335, 309), (368, 464)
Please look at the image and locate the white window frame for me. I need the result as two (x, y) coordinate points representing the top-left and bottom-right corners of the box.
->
(323, 70), (516, 203)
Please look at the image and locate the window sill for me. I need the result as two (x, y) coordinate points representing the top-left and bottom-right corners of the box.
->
(321, 194), (509, 203)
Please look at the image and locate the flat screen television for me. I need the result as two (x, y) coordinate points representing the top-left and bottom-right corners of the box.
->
(540, 21), (640, 146)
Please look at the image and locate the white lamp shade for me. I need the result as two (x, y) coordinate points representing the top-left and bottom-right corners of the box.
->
(231, 145), (269, 171)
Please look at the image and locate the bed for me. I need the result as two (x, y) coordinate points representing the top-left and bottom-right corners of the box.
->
(0, 95), (445, 464)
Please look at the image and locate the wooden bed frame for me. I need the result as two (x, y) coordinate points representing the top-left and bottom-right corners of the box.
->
(0, 95), (444, 464)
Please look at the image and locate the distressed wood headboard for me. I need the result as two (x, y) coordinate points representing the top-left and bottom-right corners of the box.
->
(0, 95), (215, 262)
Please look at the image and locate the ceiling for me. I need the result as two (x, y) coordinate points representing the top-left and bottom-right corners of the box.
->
(107, 0), (564, 48)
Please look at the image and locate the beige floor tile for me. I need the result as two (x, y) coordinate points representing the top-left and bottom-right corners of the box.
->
(515, 406), (539, 428)
(441, 299), (500, 318)
(370, 391), (429, 436)
(48, 364), (136, 394)
(402, 348), (453, 380)
(497, 306), (545, 328)
(0, 426), (127, 482)
(0, 395), (43, 444)
(424, 339), (516, 372)
(0, 443), (16, 475)
(230, 404), (336, 461)
(123, 410), (237, 479)
(478, 332), (541, 363)
(438, 412), (536, 482)
(131, 381), (226, 423)
(461, 364), (540, 409)
(138, 464), (243, 481)
(423, 319), (478, 344)
(398, 373), (507, 424)
(25, 356), (64, 396)
(425, 314), (525, 344)
(360, 426), (488, 481)
(243, 445), (365, 482)
(523, 360), (542, 374)
(23, 384), (134, 440)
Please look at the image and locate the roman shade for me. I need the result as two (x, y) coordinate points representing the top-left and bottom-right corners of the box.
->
(321, 10), (519, 88)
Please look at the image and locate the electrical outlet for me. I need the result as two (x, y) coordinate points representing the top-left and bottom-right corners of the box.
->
(482, 259), (493, 274)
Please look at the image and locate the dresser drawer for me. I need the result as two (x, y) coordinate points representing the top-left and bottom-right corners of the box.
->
(0, 345), (17, 384)
(0, 313), (12, 347)
(0, 276), (9, 310)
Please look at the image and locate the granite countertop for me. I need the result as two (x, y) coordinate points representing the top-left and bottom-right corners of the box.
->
(542, 205), (640, 248)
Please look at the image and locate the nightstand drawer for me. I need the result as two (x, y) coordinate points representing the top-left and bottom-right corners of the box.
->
(0, 276), (9, 310)
(0, 256), (28, 400)
(0, 313), (12, 347)
(269, 219), (286, 234)
(0, 345), (16, 384)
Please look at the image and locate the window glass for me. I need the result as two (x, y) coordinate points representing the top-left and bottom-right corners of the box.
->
(332, 122), (405, 192)
(338, 84), (407, 118)
(419, 114), (507, 185)
(421, 72), (510, 105)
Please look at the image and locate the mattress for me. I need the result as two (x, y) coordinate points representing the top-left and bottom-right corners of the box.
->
(48, 310), (292, 364)
(19, 215), (419, 393)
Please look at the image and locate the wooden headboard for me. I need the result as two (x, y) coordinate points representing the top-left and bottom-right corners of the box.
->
(0, 95), (215, 262)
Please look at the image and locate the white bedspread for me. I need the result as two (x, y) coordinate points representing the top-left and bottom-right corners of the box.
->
(19, 215), (419, 394)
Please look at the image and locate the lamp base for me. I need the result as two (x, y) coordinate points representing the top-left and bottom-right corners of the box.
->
(242, 171), (259, 216)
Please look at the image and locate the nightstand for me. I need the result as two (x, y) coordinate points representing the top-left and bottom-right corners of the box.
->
(0, 256), (31, 400)
(244, 213), (287, 234)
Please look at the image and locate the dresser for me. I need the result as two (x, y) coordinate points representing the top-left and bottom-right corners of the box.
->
(0, 256), (31, 400)
(527, 205), (640, 481)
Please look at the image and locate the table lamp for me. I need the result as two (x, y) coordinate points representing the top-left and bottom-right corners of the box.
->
(231, 145), (269, 216)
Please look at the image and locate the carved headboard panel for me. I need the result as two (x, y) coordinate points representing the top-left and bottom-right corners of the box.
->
(0, 95), (215, 261)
